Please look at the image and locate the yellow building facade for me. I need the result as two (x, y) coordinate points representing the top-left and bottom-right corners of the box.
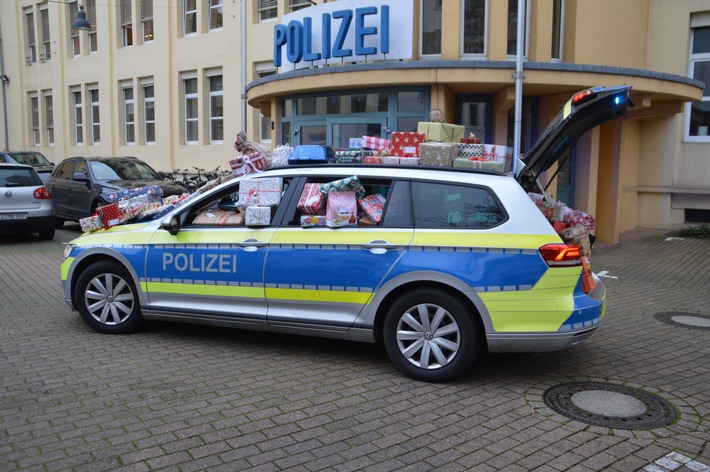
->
(0, 0), (707, 242)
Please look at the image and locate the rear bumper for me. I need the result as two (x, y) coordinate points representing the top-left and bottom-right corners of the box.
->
(0, 215), (55, 234)
(487, 325), (599, 353)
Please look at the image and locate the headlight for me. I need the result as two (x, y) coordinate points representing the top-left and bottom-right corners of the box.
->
(63, 243), (77, 259)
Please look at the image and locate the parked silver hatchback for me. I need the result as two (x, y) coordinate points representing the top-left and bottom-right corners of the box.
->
(0, 163), (56, 240)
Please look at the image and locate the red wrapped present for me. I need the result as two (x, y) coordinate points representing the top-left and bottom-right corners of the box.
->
(361, 135), (391, 151)
(460, 137), (481, 144)
(297, 183), (326, 215)
(230, 151), (267, 178)
(363, 156), (383, 164)
(80, 215), (104, 233)
(391, 132), (425, 157)
(582, 257), (596, 292)
(96, 203), (122, 228)
(358, 194), (386, 223)
(565, 209), (596, 232)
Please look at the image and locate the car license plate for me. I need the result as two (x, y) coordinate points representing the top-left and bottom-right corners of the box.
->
(0, 212), (28, 220)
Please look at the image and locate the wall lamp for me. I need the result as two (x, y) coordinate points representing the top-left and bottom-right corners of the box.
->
(72, 5), (91, 31)
(0, 75), (9, 85)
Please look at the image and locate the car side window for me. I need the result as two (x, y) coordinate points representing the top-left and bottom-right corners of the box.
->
(411, 181), (506, 229)
(75, 160), (89, 177)
(54, 161), (76, 180)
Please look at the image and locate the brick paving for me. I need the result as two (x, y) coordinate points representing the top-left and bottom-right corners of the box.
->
(0, 223), (708, 471)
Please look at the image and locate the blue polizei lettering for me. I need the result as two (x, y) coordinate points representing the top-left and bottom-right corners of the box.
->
(355, 7), (377, 56)
(274, 24), (287, 67)
(303, 17), (321, 61)
(162, 252), (237, 274)
(380, 6), (389, 54)
(286, 20), (304, 63)
(321, 13), (331, 59)
(332, 10), (353, 58)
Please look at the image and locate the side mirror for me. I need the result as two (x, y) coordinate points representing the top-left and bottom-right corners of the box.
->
(160, 214), (181, 235)
(73, 172), (90, 182)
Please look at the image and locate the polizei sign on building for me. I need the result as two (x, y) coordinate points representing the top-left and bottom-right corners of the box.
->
(274, 0), (413, 72)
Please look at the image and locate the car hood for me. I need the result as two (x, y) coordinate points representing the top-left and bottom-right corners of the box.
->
(99, 179), (186, 197)
(517, 85), (633, 190)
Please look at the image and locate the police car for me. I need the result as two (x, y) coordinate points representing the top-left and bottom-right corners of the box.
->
(61, 85), (632, 382)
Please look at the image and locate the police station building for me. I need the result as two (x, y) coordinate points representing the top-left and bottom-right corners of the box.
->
(2, 0), (708, 243)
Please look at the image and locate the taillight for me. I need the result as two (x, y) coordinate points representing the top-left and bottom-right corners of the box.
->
(33, 187), (52, 200)
(539, 243), (582, 267)
(571, 89), (596, 106)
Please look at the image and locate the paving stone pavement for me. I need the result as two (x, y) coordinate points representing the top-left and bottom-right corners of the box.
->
(0, 223), (708, 472)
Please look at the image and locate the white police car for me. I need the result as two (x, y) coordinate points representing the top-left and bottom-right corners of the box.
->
(61, 85), (632, 382)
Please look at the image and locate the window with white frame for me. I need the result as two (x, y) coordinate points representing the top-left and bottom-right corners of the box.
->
(40, 5), (51, 62)
(123, 85), (135, 144)
(184, 77), (198, 143)
(142, 0), (154, 42)
(29, 93), (40, 146)
(121, 0), (133, 47)
(25, 8), (36, 65)
(73, 90), (83, 145)
(184, 0), (197, 35)
(289, 0), (312, 12)
(208, 74), (223, 143)
(44, 92), (54, 146)
(688, 25), (710, 138)
(462, 0), (486, 55)
(69, 2), (80, 56)
(551, 0), (563, 60)
(143, 82), (155, 143)
(209, 0), (223, 30)
(90, 88), (100, 144)
(421, 0), (442, 56)
(507, 0), (528, 57)
(258, 0), (277, 21)
(87, 0), (98, 53)
(257, 67), (276, 141)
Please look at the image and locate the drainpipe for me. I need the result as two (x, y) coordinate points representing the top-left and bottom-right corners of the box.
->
(241, 0), (247, 133)
(512, 0), (525, 175)
(0, 38), (9, 151)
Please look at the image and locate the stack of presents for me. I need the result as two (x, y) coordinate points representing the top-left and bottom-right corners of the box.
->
(296, 175), (383, 228)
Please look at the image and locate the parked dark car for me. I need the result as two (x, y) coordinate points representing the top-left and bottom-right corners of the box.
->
(46, 156), (185, 227)
(0, 151), (55, 182)
(0, 163), (55, 239)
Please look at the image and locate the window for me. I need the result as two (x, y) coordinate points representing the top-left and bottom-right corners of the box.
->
(412, 181), (505, 229)
(45, 92), (54, 146)
(258, 0), (277, 21)
(87, 0), (98, 53)
(209, 0), (223, 30)
(688, 25), (710, 139)
(209, 74), (223, 143)
(121, 0), (133, 47)
(69, 2), (80, 56)
(289, 0), (312, 12)
(421, 0), (442, 56)
(507, 0), (528, 57)
(184, 0), (197, 35)
(257, 67), (276, 141)
(29, 94), (40, 146)
(25, 8), (36, 65)
(143, 83), (155, 143)
(551, 0), (563, 60)
(123, 86), (135, 144)
(142, 0), (154, 42)
(462, 0), (486, 55)
(73, 90), (83, 145)
(40, 5), (51, 62)
(90, 88), (100, 144)
(184, 77), (198, 143)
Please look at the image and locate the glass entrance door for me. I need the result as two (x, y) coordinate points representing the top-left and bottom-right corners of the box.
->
(330, 118), (388, 149)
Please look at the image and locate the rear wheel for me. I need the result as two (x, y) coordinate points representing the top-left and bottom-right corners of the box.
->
(74, 261), (143, 334)
(38, 228), (55, 240)
(55, 217), (65, 229)
(383, 288), (480, 382)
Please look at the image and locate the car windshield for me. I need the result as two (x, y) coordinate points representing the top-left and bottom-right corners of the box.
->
(8, 152), (51, 166)
(90, 160), (160, 181)
(0, 168), (43, 187)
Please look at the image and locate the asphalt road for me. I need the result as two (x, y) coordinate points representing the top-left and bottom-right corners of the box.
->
(1, 223), (708, 471)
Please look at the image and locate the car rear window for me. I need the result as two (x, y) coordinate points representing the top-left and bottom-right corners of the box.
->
(9, 153), (50, 166)
(0, 168), (43, 187)
(411, 181), (506, 229)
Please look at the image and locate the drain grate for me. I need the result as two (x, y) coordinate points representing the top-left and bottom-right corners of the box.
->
(654, 312), (710, 331)
(544, 382), (677, 430)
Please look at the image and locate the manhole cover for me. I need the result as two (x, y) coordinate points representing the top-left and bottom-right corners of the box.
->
(655, 312), (710, 330)
(544, 382), (677, 430)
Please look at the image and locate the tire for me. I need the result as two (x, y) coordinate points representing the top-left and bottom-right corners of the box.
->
(38, 228), (55, 240)
(55, 217), (65, 229)
(74, 261), (144, 334)
(383, 288), (480, 382)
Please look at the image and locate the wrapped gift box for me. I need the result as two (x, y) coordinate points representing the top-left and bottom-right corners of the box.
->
(458, 143), (484, 159)
(80, 215), (104, 233)
(103, 185), (163, 204)
(399, 157), (420, 166)
(325, 191), (357, 228)
(417, 122), (465, 142)
(565, 209), (596, 232)
(96, 203), (122, 228)
(452, 157), (506, 172)
(461, 136), (481, 144)
(363, 156), (383, 164)
(391, 132), (425, 157)
(359, 215), (377, 226)
(358, 194), (386, 224)
(245, 206), (271, 226)
(383, 156), (400, 165)
(419, 142), (459, 167)
(336, 150), (360, 164)
(238, 177), (283, 210)
(297, 183), (326, 215)
(231, 151), (267, 178)
(319, 175), (366, 198)
(300, 215), (328, 228)
(361, 135), (391, 151)
(272, 144), (294, 167)
(535, 200), (567, 223)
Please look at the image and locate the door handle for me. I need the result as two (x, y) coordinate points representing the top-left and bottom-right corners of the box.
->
(235, 238), (268, 252)
(362, 240), (400, 253)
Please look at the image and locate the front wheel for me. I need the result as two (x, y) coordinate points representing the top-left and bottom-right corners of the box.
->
(74, 261), (143, 334)
(383, 288), (481, 382)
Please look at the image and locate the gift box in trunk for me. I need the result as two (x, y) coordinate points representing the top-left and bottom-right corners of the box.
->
(325, 191), (358, 228)
(238, 177), (283, 210)
(300, 215), (328, 228)
(391, 132), (425, 157)
(419, 142), (459, 167)
(96, 203), (122, 228)
(297, 183), (326, 215)
(245, 206), (271, 226)
(417, 122), (465, 142)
